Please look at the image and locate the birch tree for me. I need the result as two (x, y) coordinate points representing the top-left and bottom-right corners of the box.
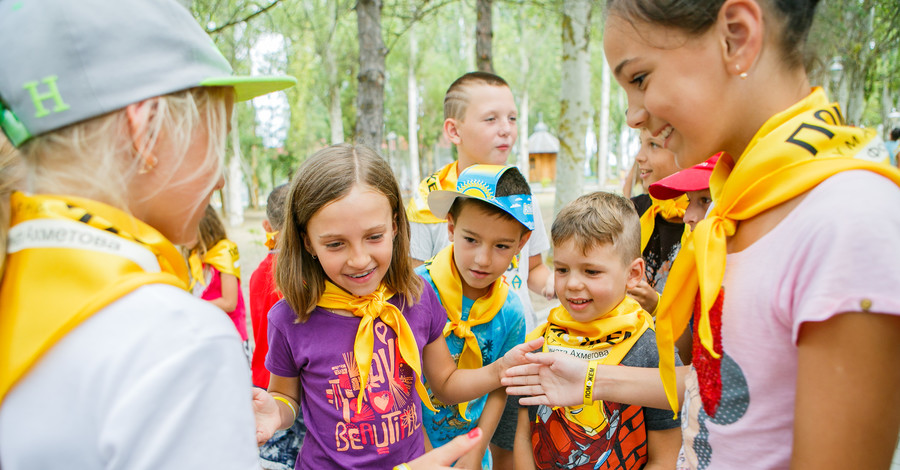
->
(555, 0), (592, 214)
(356, 0), (386, 149)
(475, 0), (494, 72)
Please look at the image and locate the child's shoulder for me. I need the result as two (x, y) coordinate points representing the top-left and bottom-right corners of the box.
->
(620, 329), (677, 369)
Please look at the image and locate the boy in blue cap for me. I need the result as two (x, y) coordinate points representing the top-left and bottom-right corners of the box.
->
(416, 164), (532, 469)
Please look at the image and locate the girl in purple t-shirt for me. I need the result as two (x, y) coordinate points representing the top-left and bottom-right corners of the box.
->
(252, 144), (540, 470)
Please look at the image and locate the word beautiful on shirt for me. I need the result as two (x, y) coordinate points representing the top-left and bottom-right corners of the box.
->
(327, 327), (422, 454)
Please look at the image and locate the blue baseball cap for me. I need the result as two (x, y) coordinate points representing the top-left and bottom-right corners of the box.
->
(427, 164), (535, 231)
(0, 0), (297, 147)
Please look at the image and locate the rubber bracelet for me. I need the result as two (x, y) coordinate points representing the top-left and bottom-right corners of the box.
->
(393, 464), (412, 470)
(273, 395), (297, 422)
(583, 359), (600, 406)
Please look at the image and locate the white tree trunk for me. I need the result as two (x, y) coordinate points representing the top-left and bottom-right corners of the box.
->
(598, 50), (611, 190)
(325, 45), (344, 144)
(555, 0), (592, 214)
(407, 23), (420, 191)
(226, 148), (244, 227)
(517, 5), (530, 181)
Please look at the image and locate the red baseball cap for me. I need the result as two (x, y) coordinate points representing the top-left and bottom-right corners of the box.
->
(648, 153), (722, 200)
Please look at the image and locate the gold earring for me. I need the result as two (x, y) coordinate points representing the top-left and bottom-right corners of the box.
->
(138, 154), (158, 174)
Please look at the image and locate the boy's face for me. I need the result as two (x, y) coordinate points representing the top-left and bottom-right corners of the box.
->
(448, 203), (530, 300)
(445, 84), (518, 169)
(684, 189), (713, 230)
(553, 238), (643, 323)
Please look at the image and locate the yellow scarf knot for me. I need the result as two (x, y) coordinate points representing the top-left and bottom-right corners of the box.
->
(188, 239), (240, 289)
(317, 281), (435, 414)
(264, 231), (278, 250)
(425, 244), (509, 420)
(406, 162), (459, 224)
(640, 195), (689, 252)
(655, 87), (900, 416)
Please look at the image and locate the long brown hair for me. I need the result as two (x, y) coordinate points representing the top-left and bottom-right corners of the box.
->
(195, 205), (227, 256)
(276, 144), (422, 322)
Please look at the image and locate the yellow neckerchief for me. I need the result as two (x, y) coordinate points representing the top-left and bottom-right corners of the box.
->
(406, 161), (459, 224)
(188, 238), (240, 289)
(0, 192), (189, 403)
(526, 297), (651, 433)
(640, 194), (689, 253)
(264, 231), (279, 250)
(316, 281), (436, 413)
(425, 244), (509, 420)
(655, 87), (900, 415)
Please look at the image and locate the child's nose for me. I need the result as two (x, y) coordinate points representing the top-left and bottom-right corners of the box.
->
(473, 246), (491, 266)
(626, 106), (648, 130)
(347, 245), (371, 268)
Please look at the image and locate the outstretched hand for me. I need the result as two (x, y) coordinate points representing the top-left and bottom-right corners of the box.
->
(252, 388), (281, 446)
(498, 337), (546, 374)
(500, 350), (589, 408)
(404, 428), (485, 469)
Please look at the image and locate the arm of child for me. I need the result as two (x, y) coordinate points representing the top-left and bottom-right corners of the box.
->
(526, 254), (555, 299)
(514, 407), (537, 470)
(404, 427), (485, 470)
(422, 336), (545, 405)
(643, 427), (682, 470)
(207, 272), (239, 313)
(454, 388), (506, 469)
(253, 373), (301, 446)
(502, 351), (691, 410)
(792, 312), (900, 469)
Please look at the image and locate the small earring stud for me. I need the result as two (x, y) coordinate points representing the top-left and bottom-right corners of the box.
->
(736, 65), (748, 79)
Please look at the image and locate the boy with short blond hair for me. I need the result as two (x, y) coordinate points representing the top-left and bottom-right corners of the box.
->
(514, 192), (682, 470)
(407, 72), (554, 468)
(417, 165), (531, 469)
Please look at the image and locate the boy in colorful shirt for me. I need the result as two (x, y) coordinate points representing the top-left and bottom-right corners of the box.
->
(416, 165), (531, 469)
(515, 192), (682, 470)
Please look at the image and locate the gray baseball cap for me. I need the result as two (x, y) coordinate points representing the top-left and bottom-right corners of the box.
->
(0, 0), (297, 147)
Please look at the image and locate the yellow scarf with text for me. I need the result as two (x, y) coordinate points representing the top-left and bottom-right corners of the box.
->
(406, 161), (459, 224)
(426, 244), (509, 420)
(317, 281), (435, 413)
(640, 195), (689, 253)
(188, 238), (240, 289)
(526, 297), (651, 432)
(0, 192), (188, 403)
(655, 88), (900, 414)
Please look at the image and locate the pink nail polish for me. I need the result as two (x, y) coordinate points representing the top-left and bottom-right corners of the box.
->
(467, 428), (482, 439)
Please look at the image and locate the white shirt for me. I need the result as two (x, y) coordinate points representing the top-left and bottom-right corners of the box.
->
(0, 284), (259, 470)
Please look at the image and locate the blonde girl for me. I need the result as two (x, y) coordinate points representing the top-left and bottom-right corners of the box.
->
(188, 205), (250, 356)
(0, 0), (295, 468)
(504, 0), (900, 468)
(253, 144), (540, 469)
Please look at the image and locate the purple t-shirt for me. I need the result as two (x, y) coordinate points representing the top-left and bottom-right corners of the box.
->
(266, 282), (446, 470)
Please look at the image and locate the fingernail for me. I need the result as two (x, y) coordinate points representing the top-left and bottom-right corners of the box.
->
(467, 428), (482, 439)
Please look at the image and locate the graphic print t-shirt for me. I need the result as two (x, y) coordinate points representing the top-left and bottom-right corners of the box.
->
(266, 283), (446, 470)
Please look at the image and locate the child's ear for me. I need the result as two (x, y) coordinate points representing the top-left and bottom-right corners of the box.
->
(625, 257), (645, 290)
(516, 230), (532, 253)
(444, 118), (462, 145)
(262, 219), (273, 232)
(716, 0), (763, 79)
(446, 213), (457, 242)
(302, 233), (315, 257)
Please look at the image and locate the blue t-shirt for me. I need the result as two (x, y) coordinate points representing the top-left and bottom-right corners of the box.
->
(885, 140), (898, 167)
(415, 265), (526, 469)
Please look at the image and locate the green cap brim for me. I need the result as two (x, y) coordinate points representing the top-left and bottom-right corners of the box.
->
(200, 75), (297, 101)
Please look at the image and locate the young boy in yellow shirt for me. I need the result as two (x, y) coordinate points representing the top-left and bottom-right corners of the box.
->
(514, 192), (682, 470)
(407, 71), (553, 467)
(417, 164), (533, 469)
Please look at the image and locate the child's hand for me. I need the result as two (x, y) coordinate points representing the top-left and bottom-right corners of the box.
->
(497, 337), (546, 375)
(403, 428), (485, 469)
(501, 351), (589, 408)
(541, 272), (556, 300)
(252, 388), (281, 446)
(454, 446), (486, 469)
(627, 278), (659, 313)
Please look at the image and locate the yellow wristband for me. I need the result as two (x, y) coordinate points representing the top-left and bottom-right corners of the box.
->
(273, 395), (297, 422)
(393, 464), (412, 470)
(583, 359), (600, 406)
(650, 291), (662, 317)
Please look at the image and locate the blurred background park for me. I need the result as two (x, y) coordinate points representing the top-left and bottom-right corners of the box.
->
(184, 0), (900, 226)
